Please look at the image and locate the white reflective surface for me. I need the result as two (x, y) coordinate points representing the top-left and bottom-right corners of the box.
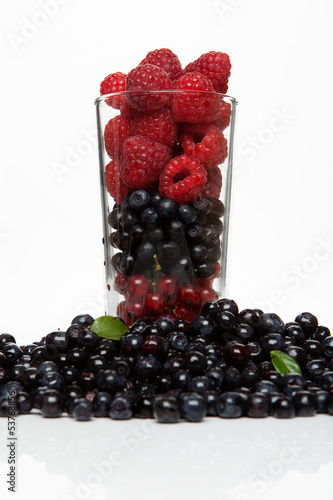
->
(0, 414), (332, 500)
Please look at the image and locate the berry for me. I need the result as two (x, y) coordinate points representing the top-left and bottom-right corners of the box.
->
(176, 284), (202, 308)
(182, 51), (231, 94)
(104, 115), (132, 159)
(100, 71), (126, 108)
(125, 275), (153, 298)
(105, 160), (131, 205)
(180, 393), (206, 422)
(224, 342), (251, 369)
(121, 135), (171, 189)
(153, 395), (180, 423)
(144, 293), (167, 317)
(201, 166), (222, 199)
(172, 73), (220, 123)
(159, 154), (207, 204)
(132, 108), (177, 148)
(109, 396), (133, 420)
(247, 393), (270, 418)
(40, 389), (63, 418)
(216, 392), (246, 418)
(156, 275), (180, 302)
(139, 48), (182, 81)
(126, 64), (172, 112)
(180, 123), (228, 168)
(156, 198), (178, 222)
(293, 390), (317, 416)
(295, 312), (318, 338)
(213, 100), (231, 130)
(71, 399), (93, 421)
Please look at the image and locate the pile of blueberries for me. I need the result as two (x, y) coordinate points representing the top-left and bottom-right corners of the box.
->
(109, 190), (224, 281)
(0, 300), (333, 422)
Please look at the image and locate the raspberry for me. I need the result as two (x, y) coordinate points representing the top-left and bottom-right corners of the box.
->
(214, 100), (231, 131)
(171, 73), (220, 123)
(104, 115), (132, 159)
(132, 108), (178, 148)
(159, 155), (207, 204)
(121, 135), (171, 189)
(201, 166), (222, 199)
(100, 72), (126, 109)
(180, 123), (228, 168)
(139, 48), (182, 82)
(183, 51), (231, 94)
(105, 160), (131, 204)
(126, 64), (172, 112)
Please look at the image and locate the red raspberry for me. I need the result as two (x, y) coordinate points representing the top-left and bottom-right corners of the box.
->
(180, 123), (228, 168)
(214, 100), (231, 130)
(104, 115), (132, 159)
(159, 154), (207, 204)
(125, 274), (153, 298)
(126, 64), (172, 112)
(171, 73), (220, 123)
(132, 108), (178, 148)
(183, 51), (231, 94)
(121, 135), (171, 189)
(139, 48), (182, 82)
(176, 284), (202, 307)
(105, 160), (131, 204)
(100, 72), (126, 109)
(201, 165), (222, 199)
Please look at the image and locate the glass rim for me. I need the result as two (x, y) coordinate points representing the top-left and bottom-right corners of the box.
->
(94, 90), (238, 106)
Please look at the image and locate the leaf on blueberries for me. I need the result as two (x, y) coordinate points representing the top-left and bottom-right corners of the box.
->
(90, 315), (127, 340)
(270, 350), (302, 376)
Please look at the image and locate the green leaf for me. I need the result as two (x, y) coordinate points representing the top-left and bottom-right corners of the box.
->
(90, 315), (127, 340)
(270, 350), (302, 376)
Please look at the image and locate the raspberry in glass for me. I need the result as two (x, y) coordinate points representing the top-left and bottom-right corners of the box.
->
(104, 115), (132, 159)
(126, 64), (172, 112)
(171, 73), (220, 123)
(132, 108), (178, 148)
(100, 71), (126, 108)
(105, 160), (131, 205)
(180, 123), (228, 168)
(201, 166), (222, 199)
(120, 135), (171, 189)
(159, 154), (207, 204)
(139, 48), (182, 82)
(182, 51), (231, 94)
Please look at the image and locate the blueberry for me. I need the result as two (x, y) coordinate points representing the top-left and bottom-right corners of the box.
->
(155, 317), (175, 334)
(134, 396), (154, 418)
(284, 322), (306, 346)
(254, 380), (279, 395)
(171, 369), (191, 390)
(259, 313), (285, 336)
(66, 348), (88, 370)
(109, 396), (132, 420)
(41, 371), (65, 392)
(135, 355), (162, 380)
(150, 191), (163, 207)
(207, 244), (221, 263)
(234, 324), (255, 343)
(178, 205), (198, 225)
(157, 241), (181, 272)
(71, 398), (93, 421)
(318, 371), (333, 390)
(1, 343), (23, 367)
(205, 367), (224, 390)
(216, 392), (246, 418)
(0, 333), (16, 348)
(77, 371), (97, 392)
(190, 316), (218, 338)
(119, 210), (140, 231)
(116, 252), (136, 275)
(171, 256), (194, 282)
(87, 355), (109, 373)
(168, 220), (186, 240)
(136, 242), (156, 267)
(224, 342), (251, 369)
(313, 326), (331, 342)
(180, 393), (206, 422)
(153, 395), (180, 423)
(284, 345), (308, 368)
(295, 312), (318, 338)
(168, 332), (189, 354)
(145, 225), (164, 245)
(186, 223), (206, 244)
(314, 391), (329, 413)
(223, 366), (243, 390)
(110, 231), (130, 251)
(40, 389), (63, 418)
(17, 392), (33, 414)
(108, 207), (122, 229)
(141, 207), (158, 227)
(322, 336), (333, 358)
(192, 198), (213, 215)
(187, 376), (210, 395)
(184, 350), (207, 375)
(247, 393), (270, 418)
(302, 339), (323, 358)
(203, 224), (219, 246)
(157, 198), (178, 222)
(45, 331), (69, 352)
(217, 299), (239, 317)
(128, 190), (150, 212)
(293, 390), (316, 416)
(279, 373), (307, 391)
(142, 335), (168, 358)
(241, 365), (260, 388)
(304, 359), (327, 380)
(96, 370), (126, 394)
(190, 244), (208, 264)
(270, 395), (295, 418)
(77, 329), (99, 353)
(237, 309), (261, 328)
(121, 333), (144, 356)
(195, 262), (216, 279)
(207, 198), (225, 218)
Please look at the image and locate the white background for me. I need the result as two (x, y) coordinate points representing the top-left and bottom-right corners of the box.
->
(0, 1), (333, 499)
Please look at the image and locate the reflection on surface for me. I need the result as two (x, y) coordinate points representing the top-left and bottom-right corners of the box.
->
(0, 414), (332, 500)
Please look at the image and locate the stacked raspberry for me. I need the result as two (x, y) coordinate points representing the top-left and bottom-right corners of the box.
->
(99, 48), (232, 325)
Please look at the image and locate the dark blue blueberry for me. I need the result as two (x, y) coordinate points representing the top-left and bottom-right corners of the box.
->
(171, 256), (194, 282)
(45, 331), (69, 353)
(313, 326), (331, 342)
(254, 380), (279, 395)
(171, 369), (191, 391)
(66, 323), (84, 348)
(121, 333), (144, 356)
(190, 315), (218, 338)
(135, 355), (162, 380)
(136, 241), (156, 267)
(295, 312), (318, 338)
(66, 348), (88, 370)
(0, 333), (16, 348)
(205, 390), (220, 416)
(168, 332), (189, 354)
(241, 365), (260, 388)
(155, 374), (171, 393)
(157, 241), (181, 272)
(318, 371), (333, 390)
(153, 395), (180, 423)
(302, 339), (323, 358)
(237, 309), (261, 329)
(205, 367), (224, 390)
(77, 329), (99, 353)
(303, 359), (327, 380)
(216, 392), (246, 418)
(109, 395), (133, 420)
(190, 244), (208, 264)
(223, 366), (243, 390)
(168, 219), (186, 240)
(195, 262), (216, 279)
(140, 207), (158, 227)
(93, 391), (112, 417)
(207, 198), (225, 218)
(180, 393), (206, 422)
(259, 313), (285, 336)
(279, 373), (307, 392)
(71, 398), (93, 421)
(96, 370), (126, 394)
(157, 198), (178, 222)
(184, 350), (207, 375)
(192, 198), (213, 215)
(41, 371), (65, 392)
(178, 205), (198, 225)
(40, 389), (63, 417)
(284, 322), (306, 345)
(119, 209), (140, 230)
(134, 396), (154, 418)
(87, 355), (109, 373)
(187, 376), (210, 395)
(186, 223), (206, 244)
(203, 224), (220, 247)
(284, 345), (308, 368)
(150, 191), (163, 208)
(37, 361), (60, 375)
(145, 225), (164, 245)
(224, 342), (251, 369)
(322, 336), (333, 358)
(116, 252), (136, 275)
(128, 190), (150, 212)
(270, 394), (295, 418)
(207, 244), (221, 263)
(260, 333), (285, 356)
(293, 390), (316, 416)
(314, 390), (329, 413)
(108, 207), (122, 229)
(110, 231), (130, 251)
(17, 391), (32, 414)
(155, 317), (175, 334)
(247, 392), (270, 417)
(1, 343), (23, 367)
